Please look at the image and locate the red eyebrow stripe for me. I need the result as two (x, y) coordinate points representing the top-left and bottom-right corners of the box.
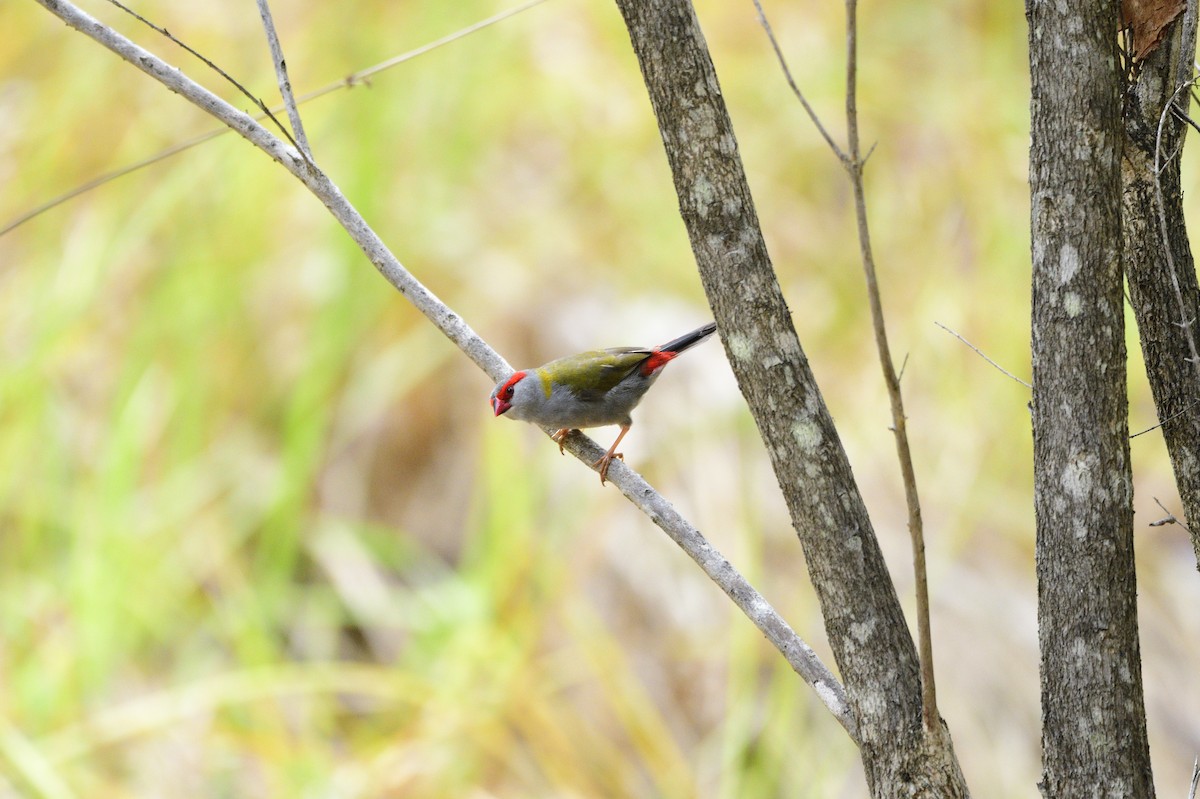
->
(500, 371), (526, 394)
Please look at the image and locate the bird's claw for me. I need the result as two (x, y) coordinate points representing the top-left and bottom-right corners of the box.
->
(593, 452), (624, 485)
(551, 429), (623, 485)
(551, 428), (572, 455)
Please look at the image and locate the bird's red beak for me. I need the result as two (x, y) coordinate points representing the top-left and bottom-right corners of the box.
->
(491, 371), (524, 417)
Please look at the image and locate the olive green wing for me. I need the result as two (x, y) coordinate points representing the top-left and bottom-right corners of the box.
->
(540, 348), (651, 398)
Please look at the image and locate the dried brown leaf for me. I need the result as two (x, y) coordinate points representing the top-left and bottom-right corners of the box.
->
(1120, 0), (1187, 61)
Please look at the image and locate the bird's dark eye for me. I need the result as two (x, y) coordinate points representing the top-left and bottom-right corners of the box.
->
(497, 371), (526, 402)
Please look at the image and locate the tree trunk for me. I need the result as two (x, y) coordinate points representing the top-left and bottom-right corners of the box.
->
(611, 0), (968, 794)
(1120, 3), (1200, 569)
(1026, 0), (1154, 795)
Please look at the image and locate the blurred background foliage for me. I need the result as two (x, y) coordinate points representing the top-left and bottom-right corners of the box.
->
(1, 0), (1198, 795)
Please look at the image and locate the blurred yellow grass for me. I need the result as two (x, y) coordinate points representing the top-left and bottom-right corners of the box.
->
(2, 0), (1199, 796)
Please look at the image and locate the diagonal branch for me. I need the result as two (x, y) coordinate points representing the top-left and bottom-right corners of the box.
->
(30, 0), (856, 741)
(934, 321), (1033, 389)
(104, 0), (306, 161)
(256, 0), (312, 160)
(2, 0), (549, 237)
(748, 0), (846, 162)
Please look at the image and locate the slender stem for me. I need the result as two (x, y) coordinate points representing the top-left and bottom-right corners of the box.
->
(934, 321), (1032, 389)
(2, 0), (548, 237)
(103, 0), (304, 159)
(842, 0), (938, 731)
(750, 0), (939, 732)
(256, 0), (312, 160)
(321, 0), (549, 98)
(1129, 398), (1200, 439)
(749, 0), (846, 162)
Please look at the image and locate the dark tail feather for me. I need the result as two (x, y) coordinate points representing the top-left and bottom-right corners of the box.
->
(658, 321), (718, 354)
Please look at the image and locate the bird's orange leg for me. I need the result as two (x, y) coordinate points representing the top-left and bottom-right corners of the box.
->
(594, 424), (630, 485)
(551, 428), (573, 454)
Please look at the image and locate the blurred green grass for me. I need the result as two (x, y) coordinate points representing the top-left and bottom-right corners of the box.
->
(2, 0), (1199, 796)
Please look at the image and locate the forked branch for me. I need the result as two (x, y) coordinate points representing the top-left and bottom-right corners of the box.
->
(255, 0), (312, 160)
(2, 0), (549, 237)
(752, 0), (939, 731)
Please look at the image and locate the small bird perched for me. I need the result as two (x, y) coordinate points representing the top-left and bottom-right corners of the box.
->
(490, 322), (718, 485)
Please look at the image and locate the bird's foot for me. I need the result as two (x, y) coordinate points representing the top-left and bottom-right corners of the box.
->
(551, 428), (573, 455)
(593, 452), (624, 485)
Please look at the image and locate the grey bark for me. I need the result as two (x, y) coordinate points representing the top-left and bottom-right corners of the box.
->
(611, 0), (968, 794)
(1121, 3), (1200, 569)
(1026, 0), (1154, 796)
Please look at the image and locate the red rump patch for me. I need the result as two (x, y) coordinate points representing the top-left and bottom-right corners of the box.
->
(640, 349), (679, 376)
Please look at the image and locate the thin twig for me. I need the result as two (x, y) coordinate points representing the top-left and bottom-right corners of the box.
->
(317, 0), (550, 98)
(1151, 497), (1195, 534)
(935, 321), (1033, 389)
(748, 0), (847, 162)
(0, 128), (227, 237)
(1168, 101), (1200, 136)
(256, 0), (312, 160)
(1156, 131), (1188, 171)
(752, 0), (938, 733)
(1188, 756), (1199, 799)
(104, 0), (304, 158)
(31, 0), (858, 743)
(1129, 398), (1200, 439)
(1, 0), (548, 238)
(841, 0), (938, 733)
(1149, 496), (1178, 527)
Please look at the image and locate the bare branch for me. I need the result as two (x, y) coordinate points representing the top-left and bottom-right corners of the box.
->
(748, 0), (847, 162)
(1150, 497), (1195, 534)
(104, 0), (306, 160)
(752, 0), (939, 734)
(2, 0), (548, 237)
(256, 0), (312, 160)
(935, 321), (1033, 389)
(841, 0), (938, 733)
(320, 0), (550, 99)
(1129, 398), (1200, 439)
(0, 128), (226, 237)
(31, 0), (856, 741)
